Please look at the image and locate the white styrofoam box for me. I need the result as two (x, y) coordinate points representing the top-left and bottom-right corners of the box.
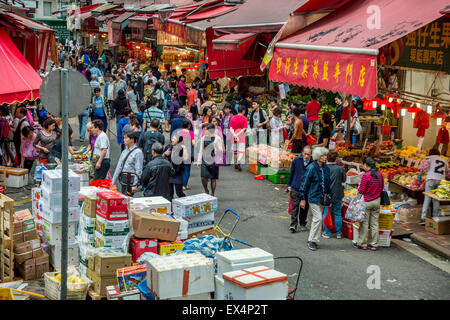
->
(146, 252), (215, 300)
(172, 193), (218, 218)
(6, 168), (28, 188)
(40, 185), (79, 208)
(38, 200), (79, 224)
(94, 230), (128, 248)
(42, 169), (81, 193)
(177, 230), (188, 241)
(167, 293), (212, 300)
(130, 197), (172, 214)
(77, 171), (90, 187)
(79, 263), (88, 277)
(41, 219), (77, 245)
(32, 199), (40, 219)
(50, 243), (80, 268)
(215, 275), (225, 300)
(184, 211), (215, 234)
(78, 186), (104, 198)
(223, 266), (288, 300)
(95, 215), (130, 235)
(216, 248), (274, 277)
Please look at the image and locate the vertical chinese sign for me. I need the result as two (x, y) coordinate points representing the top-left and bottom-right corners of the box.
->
(269, 48), (377, 98)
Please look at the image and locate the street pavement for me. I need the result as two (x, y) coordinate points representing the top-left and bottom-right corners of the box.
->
(9, 116), (450, 300)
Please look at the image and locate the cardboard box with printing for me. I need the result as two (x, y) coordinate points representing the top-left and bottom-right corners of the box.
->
(106, 285), (140, 300)
(96, 191), (129, 220)
(38, 201), (79, 224)
(84, 194), (97, 218)
(132, 212), (180, 241)
(16, 251), (50, 280)
(184, 211), (215, 235)
(93, 254), (133, 277)
(398, 206), (422, 223)
(88, 268), (118, 296)
(94, 230), (128, 248)
(40, 185), (79, 208)
(15, 246), (45, 264)
(129, 237), (158, 263)
(42, 169), (80, 193)
(13, 228), (38, 244)
(96, 215), (129, 235)
(80, 213), (96, 234)
(130, 197), (171, 214)
(172, 193), (218, 218)
(425, 217), (450, 235)
(41, 219), (77, 245)
(117, 264), (147, 292)
(10, 209), (35, 234)
(158, 239), (184, 256)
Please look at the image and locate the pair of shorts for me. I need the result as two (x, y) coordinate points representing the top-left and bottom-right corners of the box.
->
(232, 142), (246, 154)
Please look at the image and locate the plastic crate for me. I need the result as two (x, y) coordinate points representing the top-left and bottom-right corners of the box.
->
(267, 172), (290, 184)
(44, 272), (92, 300)
(352, 224), (393, 247)
(378, 212), (395, 230)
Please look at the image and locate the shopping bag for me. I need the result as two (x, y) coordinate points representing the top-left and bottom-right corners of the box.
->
(345, 193), (366, 222)
(306, 134), (316, 146)
(214, 151), (227, 166)
(288, 193), (293, 215)
(322, 206), (334, 231)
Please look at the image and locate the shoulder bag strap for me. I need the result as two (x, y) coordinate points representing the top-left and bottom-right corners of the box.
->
(119, 147), (139, 174)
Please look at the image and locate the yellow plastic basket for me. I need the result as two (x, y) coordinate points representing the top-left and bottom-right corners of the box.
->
(0, 288), (14, 300)
(378, 212), (395, 230)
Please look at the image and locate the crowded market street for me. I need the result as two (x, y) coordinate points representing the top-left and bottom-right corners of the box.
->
(0, 0), (449, 306)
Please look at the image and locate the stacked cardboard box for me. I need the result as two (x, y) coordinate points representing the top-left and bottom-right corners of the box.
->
(13, 209), (50, 280)
(172, 193), (217, 235)
(130, 211), (180, 262)
(31, 187), (43, 236)
(87, 254), (132, 296)
(94, 191), (130, 249)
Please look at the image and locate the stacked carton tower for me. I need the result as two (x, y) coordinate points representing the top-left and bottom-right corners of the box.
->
(39, 170), (81, 269)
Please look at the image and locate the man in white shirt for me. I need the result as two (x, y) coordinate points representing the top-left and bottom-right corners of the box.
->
(92, 119), (110, 181)
(143, 70), (157, 86)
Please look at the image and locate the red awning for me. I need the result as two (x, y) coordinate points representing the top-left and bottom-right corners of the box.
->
(212, 33), (256, 51)
(269, 0), (449, 98)
(69, 3), (101, 16)
(183, 5), (237, 22)
(0, 28), (41, 104)
(1, 11), (54, 32)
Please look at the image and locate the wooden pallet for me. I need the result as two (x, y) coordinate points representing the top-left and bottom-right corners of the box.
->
(0, 194), (15, 283)
(88, 289), (107, 300)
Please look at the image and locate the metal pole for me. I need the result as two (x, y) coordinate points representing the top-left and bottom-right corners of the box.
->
(60, 69), (69, 300)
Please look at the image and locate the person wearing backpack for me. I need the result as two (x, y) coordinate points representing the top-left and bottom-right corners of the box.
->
(12, 106), (30, 165)
(138, 119), (165, 166)
(90, 87), (109, 132)
(112, 131), (144, 196)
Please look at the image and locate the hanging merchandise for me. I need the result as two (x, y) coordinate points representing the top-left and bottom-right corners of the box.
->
(436, 122), (449, 155)
(413, 109), (430, 138)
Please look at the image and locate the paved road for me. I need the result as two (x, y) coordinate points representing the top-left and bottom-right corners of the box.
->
(10, 116), (450, 300)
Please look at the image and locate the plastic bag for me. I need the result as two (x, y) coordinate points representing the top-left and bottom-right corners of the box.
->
(345, 193), (366, 222)
(288, 193), (293, 215)
(34, 163), (47, 182)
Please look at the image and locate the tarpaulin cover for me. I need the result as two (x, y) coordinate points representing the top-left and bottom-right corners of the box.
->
(0, 28), (42, 104)
(270, 0), (449, 98)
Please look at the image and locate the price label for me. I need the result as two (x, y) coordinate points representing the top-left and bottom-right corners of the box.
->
(414, 159), (421, 168)
(406, 158), (413, 167)
(258, 153), (267, 165)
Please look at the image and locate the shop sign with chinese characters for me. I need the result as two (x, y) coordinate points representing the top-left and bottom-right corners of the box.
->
(269, 48), (377, 98)
(386, 17), (449, 73)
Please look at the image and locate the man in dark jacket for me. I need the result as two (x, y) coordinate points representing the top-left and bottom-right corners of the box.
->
(113, 89), (128, 125)
(288, 146), (312, 233)
(141, 143), (173, 198)
(138, 119), (165, 165)
(169, 108), (193, 139)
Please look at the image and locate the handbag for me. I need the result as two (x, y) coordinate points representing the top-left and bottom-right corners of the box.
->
(345, 192), (366, 222)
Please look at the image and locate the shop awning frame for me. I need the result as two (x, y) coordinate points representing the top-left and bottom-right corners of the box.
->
(276, 43), (379, 56)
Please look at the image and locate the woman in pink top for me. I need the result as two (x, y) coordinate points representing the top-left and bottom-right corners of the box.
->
(229, 105), (248, 171)
(178, 75), (187, 107)
(201, 116), (223, 138)
(356, 157), (383, 251)
(20, 126), (39, 171)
